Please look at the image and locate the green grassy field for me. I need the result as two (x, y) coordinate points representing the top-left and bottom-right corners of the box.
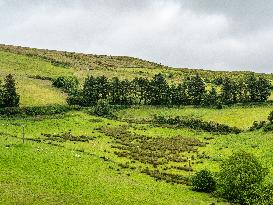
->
(1, 45), (273, 204)
(115, 104), (273, 129)
(0, 112), (229, 205)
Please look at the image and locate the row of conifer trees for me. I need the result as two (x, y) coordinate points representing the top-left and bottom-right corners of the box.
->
(67, 73), (272, 106)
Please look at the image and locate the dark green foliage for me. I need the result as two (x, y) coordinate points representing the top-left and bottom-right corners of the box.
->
(170, 83), (189, 105)
(94, 99), (111, 116)
(192, 170), (216, 193)
(149, 73), (169, 105)
(263, 123), (273, 132)
(212, 77), (223, 85)
(1, 74), (20, 107)
(67, 73), (271, 107)
(246, 74), (259, 102)
(154, 115), (242, 134)
(204, 86), (218, 106)
(258, 77), (272, 102)
(67, 90), (84, 106)
(249, 110), (273, 131)
(82, 75), (98, 106)
(109, 77), (122, 105)
(245, 74), (271, 103)
(221, 78), (238, 105)
(249, 121), (266, 131)
(119, 79), (133, 105)
(237, 80), (249, 103)
(52, 76), (79, 93)
(186, 74), (206, 105)
(217, 151), (269, 204)
(131, 77), (150, 104)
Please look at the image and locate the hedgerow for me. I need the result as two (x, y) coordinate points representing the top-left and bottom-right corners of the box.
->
(250, 110), (273, 132)
(153, 115), (242, 134)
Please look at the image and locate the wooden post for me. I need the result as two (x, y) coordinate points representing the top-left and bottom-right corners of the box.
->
(22, 126), (25, 144)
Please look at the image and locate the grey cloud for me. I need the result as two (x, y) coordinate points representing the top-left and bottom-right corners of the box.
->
(0, 0), (273, 73)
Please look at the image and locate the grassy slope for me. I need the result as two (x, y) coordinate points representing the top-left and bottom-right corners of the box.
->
(1, 110), (273, 204)
(0, 112), (224, 205)
(0, 51), (70, 106)
(115, 104), (273, 129)
(0, 44), (273, 104)
(1, 44), (273, 204)
(0, 139), (218, 205)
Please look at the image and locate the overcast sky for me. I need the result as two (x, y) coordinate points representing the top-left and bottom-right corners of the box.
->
(1, 0), (273, 73)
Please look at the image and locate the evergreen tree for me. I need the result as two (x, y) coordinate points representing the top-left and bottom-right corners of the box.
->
(187, 75), (206, 105)
(246, 74), (259, 102)
(82, 76), (97, 105)
(120, 79), (133, 105)
(205, 86), (218, 106)
(132, 77), (150, 104)
(169, 83), (188, 105)
(169, 84), (179, 105)
(237, 79), (248, 103)
(95, 75), (109, 100)
(2, 74), (20, 107)
(109, 77), (122, 104)
(257, 77), (271, 102)
(149, 73), (169, 105)
(221, 78), (237, 105)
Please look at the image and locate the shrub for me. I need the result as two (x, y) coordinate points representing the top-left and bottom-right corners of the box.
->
(52, 76), (79, 93)
(268, 110), (273, 124)
(154, 115), (242, 134)
(249, 121), (266, 131)
(94, 99), (111, 116)
(263, 123), (273, 132)
(217, 151), (269, 204)
(192, 169), (216, 193)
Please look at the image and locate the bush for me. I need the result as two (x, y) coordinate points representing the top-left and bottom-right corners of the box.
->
(154, 115), (242, 134)
(52, 76), (79, 93)
(268, 110), (273, 124)
(192, 170), (216, 193)
(249, 121), (266, 131)
(94, 99), (111, 116)
(217, 151), (269, 204)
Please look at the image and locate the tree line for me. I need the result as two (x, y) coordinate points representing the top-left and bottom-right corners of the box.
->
(66, 73), (272, 107)
(0, 74), (20, 108)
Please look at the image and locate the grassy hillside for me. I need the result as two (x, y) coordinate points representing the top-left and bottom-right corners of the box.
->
(0, 44), (273, 107)
(0, 112), (228, 205)
(1, 44), (273, 82)
(0, 51), (70, 106)
(1, 44), (273, 204)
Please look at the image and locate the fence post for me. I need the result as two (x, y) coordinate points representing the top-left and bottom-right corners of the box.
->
(22, 126), (25, 144)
